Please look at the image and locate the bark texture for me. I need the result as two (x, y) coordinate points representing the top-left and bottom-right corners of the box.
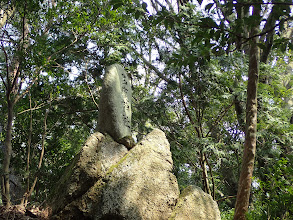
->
(234, 5), (260, 220)
(1, 98), (14, 206)
(1, 13), (30, 206)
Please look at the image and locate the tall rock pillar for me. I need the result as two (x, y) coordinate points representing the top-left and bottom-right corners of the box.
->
(98, 64), (132, 147)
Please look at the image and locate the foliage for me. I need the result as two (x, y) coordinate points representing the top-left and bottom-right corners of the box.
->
(0, 0), (292, 218)
(248, 157), (293, 220)
(221, 156), (293, 220)
(0, 0), (135, 204)
(127, 0), (293, 218)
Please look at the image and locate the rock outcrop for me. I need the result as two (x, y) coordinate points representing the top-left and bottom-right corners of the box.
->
(98, 64), (132, 147)
(170, 185), (221, 220)
(48, 132), (128, 215)
(48, 129), (221, 220)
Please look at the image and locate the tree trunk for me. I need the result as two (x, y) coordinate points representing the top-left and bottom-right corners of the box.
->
(234, 5), (260, 220)
(22, 108), (48, 206)
(1, 96), (14, 207)
(199, 152), (211, 195)
(1, 8), (30, 206)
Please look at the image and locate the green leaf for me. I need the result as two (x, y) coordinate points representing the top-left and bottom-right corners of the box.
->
(142, 2), (148, 12)
(200, 17), (218, 28)
(112, 3), (123, 10)
(197, 0), (203, 5)
(153, 16), (164, 25)
(126, 8), (135, 14)
(205, 3), (214, 12)
(135, 10), (141, 19)
(164, 19), (169, 29)
(109, 0), (123, 5)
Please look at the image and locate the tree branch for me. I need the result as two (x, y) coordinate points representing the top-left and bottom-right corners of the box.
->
(47, 34), (79, 62)
(23, 107), (49, 207)
(236, 2), (293, 6)
(84, 60), (99, 109)
(1, 42), (9, 91)
(131, 46), (175, 84)
(205, 102), (234, 138)
(17, 102), (48, 115)
(179, 75), (201, 137)
(14, 75), (39, 104)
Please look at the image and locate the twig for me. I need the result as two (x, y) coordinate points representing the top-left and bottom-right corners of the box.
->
(84, 60), (99, 108)
(205, 101), (234, 137)
(216, 195), (237, 202)
(1, 42), (9, 90)
(130, 45), (175, 84)
(23, 107), (49, 207)
(179, 75), (201, 137)
(47, 33), (80, 62)
(17, 102), (47, 115)
(14, 75), (39, 104)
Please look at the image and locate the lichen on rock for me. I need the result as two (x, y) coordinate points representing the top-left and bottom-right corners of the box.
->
(48, 129), (221, 220)
(169, 185), (221, 220)
(48, 132), (128, 216)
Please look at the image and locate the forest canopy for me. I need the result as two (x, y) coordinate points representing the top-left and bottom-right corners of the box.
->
(0, 0), (292, 219)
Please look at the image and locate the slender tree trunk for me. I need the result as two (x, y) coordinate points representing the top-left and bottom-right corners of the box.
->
(199, 152), (211, 195)
(178, 75), (213, 195)
(2, 96), (14, 207)
(20, 94), (33, 206)
(234, 5), (260, 220)
(0, 7), (30, 206)
(22, 108), (48, 206)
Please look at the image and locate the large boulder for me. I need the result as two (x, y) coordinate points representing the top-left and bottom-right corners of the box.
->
(49, 129), (179, 219)
(48, 129), (221, 220)
(170, 185), (221, 220)
(48, 132), (128, 214)
(91, 129), (179, 219)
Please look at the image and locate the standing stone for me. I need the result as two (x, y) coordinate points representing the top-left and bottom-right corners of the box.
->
(98, 64), (132, 145)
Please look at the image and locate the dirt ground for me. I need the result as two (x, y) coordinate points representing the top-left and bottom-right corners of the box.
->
(0, 205), (50, 220)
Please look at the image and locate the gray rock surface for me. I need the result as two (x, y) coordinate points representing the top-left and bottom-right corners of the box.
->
(170, 185), (221, 220)
(91, 129), (179, 220)
(48, 132), (128, 214)
(49, 129), (179, 220)
(10, 172), (25, 204)
(49, 129), (221, 220)
(98, 64), (132, 143)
